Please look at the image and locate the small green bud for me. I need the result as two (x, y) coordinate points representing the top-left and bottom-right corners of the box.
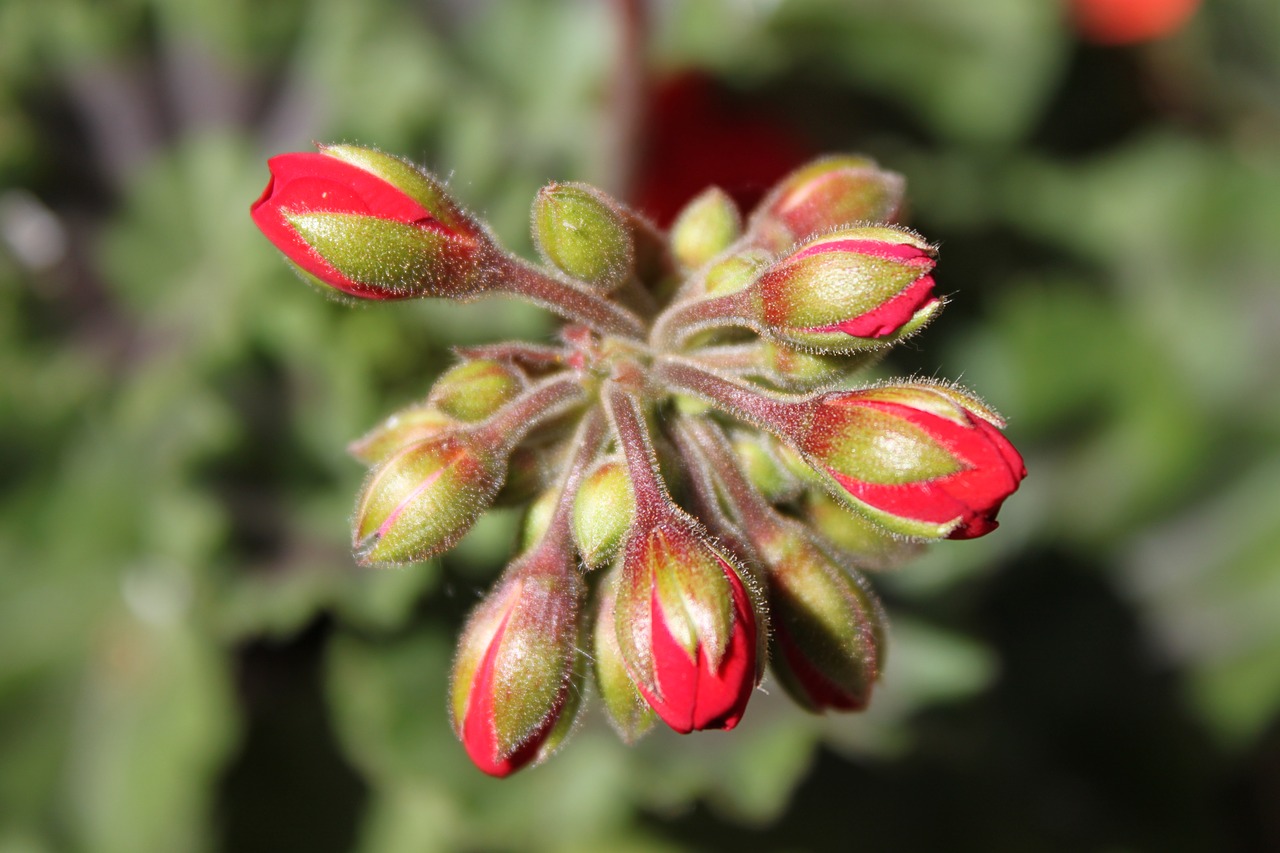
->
(347, 404), (456, 465)
(730, 431), (800, 503)
(669, 187), (741, 269)
(571, 457), (635, 569)
(352, 434), (504, 565)
(428, 358), (525, 422)
(761, 341), (866, 391)
(593, 568), (656, 742)
(520, 487), (559, 552)
(703, 248), (770, 298)
(803, 490), (922, 571)
(533, 182), (635, 289)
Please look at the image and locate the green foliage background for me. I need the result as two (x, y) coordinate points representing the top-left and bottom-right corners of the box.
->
(2, 0), (1279, 850)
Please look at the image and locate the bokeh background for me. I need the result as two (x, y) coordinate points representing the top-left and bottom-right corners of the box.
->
(3, 0), (1280, 850)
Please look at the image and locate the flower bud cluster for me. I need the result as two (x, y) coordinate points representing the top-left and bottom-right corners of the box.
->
(252, 146), (1026, 776)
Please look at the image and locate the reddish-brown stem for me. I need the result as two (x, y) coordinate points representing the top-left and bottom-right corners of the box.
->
(653, 356), (813, 439)
(453, 341), (569, 371)
(649, 290), (754, 350)
(678, 417), (777, 534)
(534, 407), (607, 557)
(603, 383), (671, 519)
(606, 0), (648, 199)
(474, 374), (586, 454)
(496, 255), (645, 339)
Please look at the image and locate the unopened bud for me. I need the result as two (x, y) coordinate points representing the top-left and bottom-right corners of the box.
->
(571, 457), (635, 569)
(761, 340), (868, 391)
(730, 431), (800, 503)
(352, 434), (505, 565)
(703, 249), (770, 298)
(450, 551), (585, 776)
(754, 522), (886, 712)
(347, 404), (455, 465)
(803, 491), (922, 571)
(251, 145), (488, 299)
(795, 384), (1025, 539)
(592, 567), (656, 742)
(749, 155), (905, 252)
(614, 509), (759, 733)
(428, 358), (525, 422)
(749, 225), (941, 352)
(533, 182), (635, 289)
(669, 187), (741, 269)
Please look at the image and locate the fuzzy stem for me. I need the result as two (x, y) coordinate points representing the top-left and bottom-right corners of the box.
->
(654, 356), (813, 439)
(684, 342), (768, 376)
(603, 383), (671, 516)
(649, 290), (754, 350)
(678, 417), (778, 534)
(473, 374), (586, 454)
(668, 417), (745, 539)
(534, 407), (608, 557)
(453, 341), (570, 371)
(495, 255), (645, 339)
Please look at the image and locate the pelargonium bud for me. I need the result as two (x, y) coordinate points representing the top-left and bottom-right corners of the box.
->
(614, 510), (759, 733)
(347, 404), (455, 465)
(533, 182), (635, 289)
(730, 430), (800, 503)
(747, 155), (905, 253)
(748, 225), (941, 351)
(760, 340), (873, 391)
(803, 490), (922, 571)
(593, 567), (656, 742)
(450, 551), (585, 777)
(352, 433), (505, 565)
(251, 145), (489, 299)
(755, 521), (886, 712)
(703, 249), (770, 298)
(571, 457), (635, 569)
(796, 384), (1026, 540)
(428, 358), (525, 422)
(669, 187), (741, 269)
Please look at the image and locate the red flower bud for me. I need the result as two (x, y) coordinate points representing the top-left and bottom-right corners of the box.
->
(450, 552), (584, 777)
(747, 155), (906, 253)
(797, 385), (1026, 540)
(250, 145), (486, 300)
(756, 522), (887, 712)
(750, 226), (941, 351)
(613, 512), (759, 733)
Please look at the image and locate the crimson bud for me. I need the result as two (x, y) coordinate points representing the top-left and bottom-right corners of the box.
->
(796, 384), (1026, 540)
(251, 145), (488, 300)
(614, 509), (759, 733)
(749, 225), (941, 351)
(450, 551), (585, 777)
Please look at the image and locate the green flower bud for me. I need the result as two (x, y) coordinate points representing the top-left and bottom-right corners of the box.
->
(428, 358), (525, 422)
(669, 187), (741, 269)
(803, 490), (923, 571)
(532, 182), (635, 289)
(592, 567), (656, 742)
(703, 248), (770, 297)
(730, 430), (800, 503)
(352, 434), (505, 565)
(347, 404), (456, 465)
(571, 457), (635, 569)
(754, 521), (887, 712)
